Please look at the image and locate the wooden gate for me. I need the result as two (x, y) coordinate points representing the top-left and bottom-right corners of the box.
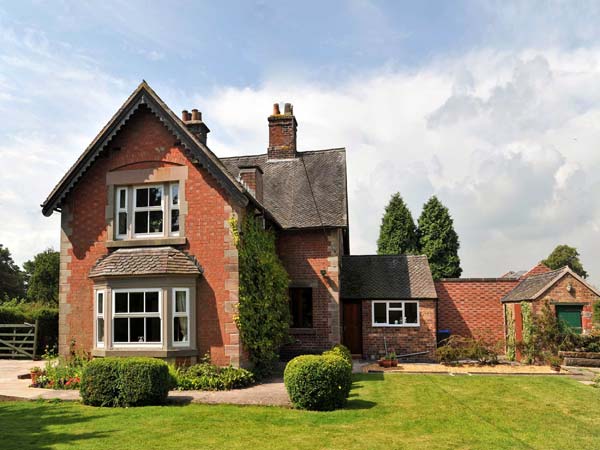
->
(0, 320), (38, 359)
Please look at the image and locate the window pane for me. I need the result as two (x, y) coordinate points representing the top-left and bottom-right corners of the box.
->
(290, 287), (312, 328)
(130, 318), (145, 342)
(149, 187), (162, 206)
(171, 184), (179, 205)
(97, 318), (104, 343)
(373, 303), (387, 324)
(149, 210), (163, 233)
(146, 291), (159, 312)
(174, 317), (188, 342)
(405, 302), (418, 324)
(135, 211), (148, 234)
(146, 318), (161, 342)
(118, 212), (128, 235)
(136, 188), (148, 207)
(175, 291), (186, 313)
(119, 189), (126, 208)
(171, 209), (180, 233)
(129, 292), (144, 313)
(114, 318), (128, 342)
(389, 309), (403, 325)
(97, 292), (103, 314)
(115, 293), (128, 313)
(389, 302), (403, 309)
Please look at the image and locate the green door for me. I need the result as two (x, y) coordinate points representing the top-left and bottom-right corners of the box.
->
(556, 305), (583, 334)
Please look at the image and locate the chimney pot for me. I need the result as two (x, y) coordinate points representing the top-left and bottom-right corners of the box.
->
(272, 103), (280, 115)
(191, 109), (201, 121)
(182, 110), (190, 121)
(284, 103), (292, 114)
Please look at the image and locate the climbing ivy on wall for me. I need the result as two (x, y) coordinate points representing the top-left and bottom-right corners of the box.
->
(233, 215), (291, 379)
(593, 301), (600, 326)
(505, 305), (516, 361)
(520, 302), (534, 364)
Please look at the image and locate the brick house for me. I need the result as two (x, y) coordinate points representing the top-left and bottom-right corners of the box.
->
(42, 82), (348, 366)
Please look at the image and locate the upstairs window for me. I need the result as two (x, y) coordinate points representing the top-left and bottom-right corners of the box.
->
(114, 182), (180, 240)
(290, 287), (313, 328)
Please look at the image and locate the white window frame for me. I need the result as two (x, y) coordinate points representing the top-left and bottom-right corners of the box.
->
(371, 300), (420, 327)
(95, 290), (105, 348)
(115, 187), (128, 239)
(169, 182), (180, 237)
(112, 288), (163, 347)
(133, 184), (164, 238)
(172, 288), (190, 347)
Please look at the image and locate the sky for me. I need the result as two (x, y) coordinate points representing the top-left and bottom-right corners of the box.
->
(1, 0), (600, 285)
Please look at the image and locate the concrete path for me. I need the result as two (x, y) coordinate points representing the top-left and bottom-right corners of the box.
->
(0, 359), (289, 406)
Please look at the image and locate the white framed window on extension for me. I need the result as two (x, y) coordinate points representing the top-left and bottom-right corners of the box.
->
(113, 289), (162, 345)
(372, 300), (419, 327)
(95, 290), (105, 348)
(172, 288), (189, 346)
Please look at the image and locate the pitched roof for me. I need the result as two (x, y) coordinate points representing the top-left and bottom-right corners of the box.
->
(89, 247), (202, 278)
(42, 81), (248, 216)
(340, 255), (437, 300)
(501, 266), (569, 302)
(220, 149), (347, 229)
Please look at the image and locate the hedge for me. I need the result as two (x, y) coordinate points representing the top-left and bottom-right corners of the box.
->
(323, 344), (352, 367)
(173, 362), (254, 391)
(0, 302), (58, 355)
(284, 353), (352, 411)
(81, 357), (170, 407)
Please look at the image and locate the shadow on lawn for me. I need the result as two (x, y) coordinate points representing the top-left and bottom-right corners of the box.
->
(0, 401), (111, 449)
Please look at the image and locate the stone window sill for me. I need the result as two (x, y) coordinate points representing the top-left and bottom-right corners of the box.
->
(92, 348), (198, 358)
(106, 237), (187, 248)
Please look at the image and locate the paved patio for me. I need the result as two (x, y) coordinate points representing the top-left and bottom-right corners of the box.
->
(0, 359), (290, 406)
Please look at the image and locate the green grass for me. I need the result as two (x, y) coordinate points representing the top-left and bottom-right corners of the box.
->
(2, 374), (600, 449)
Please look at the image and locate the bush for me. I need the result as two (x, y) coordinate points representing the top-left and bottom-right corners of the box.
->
(284, 354), (352, 411)
(436, 336), (499, 365)
(323, 344), (352, 367)
(0, 300), (58, 355)
(173, 359), (254, 391)
(81, 357), (170, 407)
(33, 350), (90, 390)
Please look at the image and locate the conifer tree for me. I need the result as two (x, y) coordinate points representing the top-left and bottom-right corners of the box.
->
(377, 193), (419, 255)
(417, 196), (462, 279)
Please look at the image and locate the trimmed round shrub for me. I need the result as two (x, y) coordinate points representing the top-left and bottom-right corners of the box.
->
(81, 357), (170, 407)
(323, 344), (352, 367)
(284, 354), (352, 411)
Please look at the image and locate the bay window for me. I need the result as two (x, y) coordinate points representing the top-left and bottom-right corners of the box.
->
(172, 288), (189, 345)
(96, 290), (105, 348)
(372, 301), (419, 327)
(113, 289), (162, 345)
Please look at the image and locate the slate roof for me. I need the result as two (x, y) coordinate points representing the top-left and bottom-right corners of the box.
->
(89, 247), (202, 278)
(501, 267), (566, 302)
(220, 149), (347, 229)
(340, 255), (437, 300)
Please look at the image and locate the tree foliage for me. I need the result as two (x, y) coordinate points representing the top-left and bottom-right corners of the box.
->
(542, 244), (588, 278)
(377, 193), (419, 255)
(235, 216), (290, 378)
(417, 196), (462, 279)
(0, 244), (24, 300)
(23, 249), (60, 305)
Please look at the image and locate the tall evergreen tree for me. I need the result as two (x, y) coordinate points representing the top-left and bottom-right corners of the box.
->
(417, 196), (462, 280)
(542, 245), (588, 278)
(377, 193), (419, 255)
(0, 244), (25, 299)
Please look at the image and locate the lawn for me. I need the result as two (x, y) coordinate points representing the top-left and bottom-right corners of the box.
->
(1, 374), (600, 449)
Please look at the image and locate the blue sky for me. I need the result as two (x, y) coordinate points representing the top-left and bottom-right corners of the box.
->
(1, 1), (600, 285)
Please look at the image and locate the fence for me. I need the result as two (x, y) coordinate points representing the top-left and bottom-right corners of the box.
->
(0, 320), (38, 359)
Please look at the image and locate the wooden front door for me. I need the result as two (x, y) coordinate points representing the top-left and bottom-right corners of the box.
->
(343, 301), (363, 355)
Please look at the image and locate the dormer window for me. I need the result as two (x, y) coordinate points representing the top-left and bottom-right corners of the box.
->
(114, 182), (180, 240)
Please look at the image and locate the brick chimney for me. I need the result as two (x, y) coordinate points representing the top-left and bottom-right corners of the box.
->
(268, 102), (297, 159)
(182, 109), (210, 145)
(239, 166), (263, 203)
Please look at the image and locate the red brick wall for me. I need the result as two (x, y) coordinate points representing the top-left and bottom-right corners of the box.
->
(60, 106), (241, 365)
(435, 279), (519, 346)
(361, 299), (437, 361)
(533, 273), (599, 333)
(268, 114), (297, 159)
(277, 229), (341, 357)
